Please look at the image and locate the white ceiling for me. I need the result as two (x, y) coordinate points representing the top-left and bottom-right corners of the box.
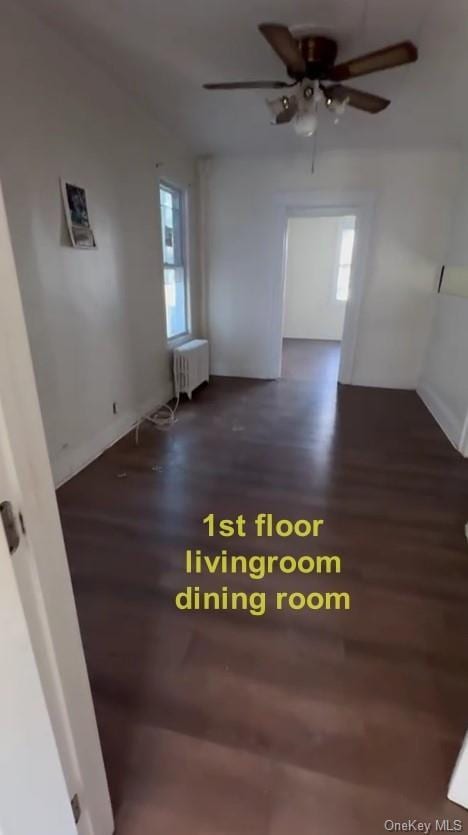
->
(22, 0), (468, 154)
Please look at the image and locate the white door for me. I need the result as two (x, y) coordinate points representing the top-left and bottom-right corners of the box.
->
(0, 419), (76, 835)
(449, 732), (468, 810)
(0, 183), (113, 835)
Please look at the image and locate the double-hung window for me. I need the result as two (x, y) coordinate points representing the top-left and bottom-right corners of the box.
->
(160, 183), (188, 339)
(336, 220), (356, 303)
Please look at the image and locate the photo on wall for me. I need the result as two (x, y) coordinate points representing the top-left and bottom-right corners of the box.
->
(61, 179), (96, 248)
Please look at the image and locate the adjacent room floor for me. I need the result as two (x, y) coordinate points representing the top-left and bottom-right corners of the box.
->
(281, 338), (341, 383)
(58, 370), (468, 834)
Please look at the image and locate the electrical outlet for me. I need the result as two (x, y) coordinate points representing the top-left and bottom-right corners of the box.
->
(113, 402), (118, 415)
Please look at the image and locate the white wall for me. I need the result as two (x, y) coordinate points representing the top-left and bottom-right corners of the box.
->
(0, 0), (201, 485)
(205, 149), (458, 387)
(418, 160), (468, 454)
(283, 216), (346, 341)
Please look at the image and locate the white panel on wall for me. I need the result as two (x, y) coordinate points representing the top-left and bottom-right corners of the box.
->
(418, 157), (468, 455)
(441, 267), (468, 298)
(419, 294), (468, 451)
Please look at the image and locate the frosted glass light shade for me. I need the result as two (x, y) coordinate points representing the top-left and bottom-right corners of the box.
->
(294, 111), (318, 137)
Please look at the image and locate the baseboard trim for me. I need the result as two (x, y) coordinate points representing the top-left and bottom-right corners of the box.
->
(53, 383), (174, 488)
(417, 381), (463, 453)
(460, 419), (468, 458)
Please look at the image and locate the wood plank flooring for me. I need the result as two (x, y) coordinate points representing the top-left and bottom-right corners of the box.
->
(281, 337), (341, 382)
(58, 342), (468, 834)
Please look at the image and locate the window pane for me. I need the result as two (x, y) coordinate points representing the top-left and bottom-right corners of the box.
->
(336, 265), (351, 302)
(164, 267), (187, 338)
(161, 186), (180, 211)
(160, 186), (183, 267)
(160, 187), (173, 209)
(160, 184), (187, 338)
(161, 205), (175, 264)
(339, 228), (355, 267)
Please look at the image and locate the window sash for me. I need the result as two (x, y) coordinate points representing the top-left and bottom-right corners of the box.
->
(336, 224), (355, 303)
(160, 185), (184, 269)
(163, 266), (187, 339)
(159, 183), (188, 339)
(338, 228), (355, 269)
(336, 265), (351, 302)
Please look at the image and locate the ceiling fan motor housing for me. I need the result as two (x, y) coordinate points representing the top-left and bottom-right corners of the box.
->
(292, 36), (338, 80)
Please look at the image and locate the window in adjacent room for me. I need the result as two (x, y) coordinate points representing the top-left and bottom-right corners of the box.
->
(335, 220), (356, 303)
(159, 183), (188, 339)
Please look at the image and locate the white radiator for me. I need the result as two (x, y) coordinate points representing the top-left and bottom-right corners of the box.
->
(173, 339), (209, 399)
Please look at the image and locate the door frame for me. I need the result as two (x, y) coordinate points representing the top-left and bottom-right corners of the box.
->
(0, 184), (113, 835)
(270, 189), (375, 383)
(0, 403), (77, 835)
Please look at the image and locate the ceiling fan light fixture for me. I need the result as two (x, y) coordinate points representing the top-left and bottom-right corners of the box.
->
(303, 80), (323, 105)
(204, 27), (417, 131)
(294, 110), (318, 137)
(334, 97), (349, 116)
(266, 94), (290, 121)
(327, 95), (350, 124)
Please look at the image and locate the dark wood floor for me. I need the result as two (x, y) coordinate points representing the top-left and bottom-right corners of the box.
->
(58, 344), (468, 834)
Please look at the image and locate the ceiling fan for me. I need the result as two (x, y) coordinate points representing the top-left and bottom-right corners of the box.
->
(204, 24), (418, 135)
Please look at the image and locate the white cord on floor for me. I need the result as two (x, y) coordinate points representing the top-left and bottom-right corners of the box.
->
(135, 395), (180, 444)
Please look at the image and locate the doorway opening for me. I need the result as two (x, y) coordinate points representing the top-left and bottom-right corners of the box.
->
(281, 213), (356, 385)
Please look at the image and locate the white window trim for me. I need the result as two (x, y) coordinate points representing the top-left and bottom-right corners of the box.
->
(159, 179), (192, 342)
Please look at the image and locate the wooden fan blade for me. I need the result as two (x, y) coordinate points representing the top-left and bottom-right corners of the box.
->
(274, 97), (298, 124)
(326, 84), (390, 113)
(328, 41), (417, 82)
(258, 23), (306, 76)
(204, 81), (291, 90)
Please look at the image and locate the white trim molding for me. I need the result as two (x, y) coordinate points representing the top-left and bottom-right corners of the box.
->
(53, 382), (174, 487)
(270, 189), (375, 383)
(417, 382), (463, 453)
(459, 410), (468, 457)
